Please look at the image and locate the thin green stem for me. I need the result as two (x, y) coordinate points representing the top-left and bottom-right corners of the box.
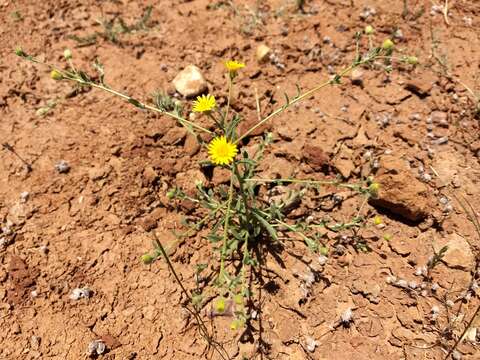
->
(245, 177), (360, 190)
(152, 234), (229, 360)
(219, 173), (235, 279)
(236, 62), (358, 144)
(19, 54), (213, 135)
(224, 74), (233, 124)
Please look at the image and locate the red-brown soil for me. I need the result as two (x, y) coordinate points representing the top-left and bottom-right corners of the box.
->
(1, 1), (480, 359)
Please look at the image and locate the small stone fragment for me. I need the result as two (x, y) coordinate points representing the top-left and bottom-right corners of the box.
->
(70, 287), (93, 300)
(87, 339), (106, 356)
(351, 68), (364, 86)
(369, 155), (432, 221)
(304, 336), (318, 352)
(172, 65), (207, 98)
(55, 160), (70, 174)
(256, 44), (271, 63)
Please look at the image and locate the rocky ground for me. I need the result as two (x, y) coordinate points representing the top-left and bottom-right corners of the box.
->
(1, 0), (480, 359)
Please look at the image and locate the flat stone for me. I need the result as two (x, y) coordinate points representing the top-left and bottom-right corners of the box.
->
(434, 233), (475, 271)
(162, 127), (187, 145)
(369, 155), (432, 221)
(172, 65), (207, 98)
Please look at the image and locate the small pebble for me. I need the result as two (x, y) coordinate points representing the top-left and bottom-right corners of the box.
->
(318, 255), (328, 266)
(340, 308), (353, 324)
(55, 160), (71, 174)
(305, 336), (318, 353)
(452, 350), (462, 360)
(70, 287), (93, 300)
(87, 339), (106, 356)
(20, 191), (29, 202)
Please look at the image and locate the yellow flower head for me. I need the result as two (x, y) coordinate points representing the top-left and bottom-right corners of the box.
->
(192, 94), (216, 113)
(224, 60), (245, 74)
(208, 136), (238, 166)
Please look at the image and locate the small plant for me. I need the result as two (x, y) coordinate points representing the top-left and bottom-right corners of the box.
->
(68, 6), (153, 46)
(15, 30), (414, 352)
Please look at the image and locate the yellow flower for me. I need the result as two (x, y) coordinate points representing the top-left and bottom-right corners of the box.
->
(224, 60), (245, 73)
(208, 136), (238, 166)
(50, 69), (64, 80)
(192, 94), (216, 113)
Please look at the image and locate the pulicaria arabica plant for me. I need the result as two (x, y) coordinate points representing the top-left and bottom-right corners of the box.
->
(16, 32), (415, 334)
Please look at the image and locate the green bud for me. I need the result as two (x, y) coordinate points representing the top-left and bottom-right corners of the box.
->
(383, 234), (392, 241)
(63, 49), (72, 60)
(233, 294), (243, 305)
(14, 46), (26, 57)
(368, 182), (380, 195)
(230, 319), (244, 330)
(365, 25), (374, 35)
(382, 39), (395, 51)
(406, 56), (418, 65)
(50, 69), (64, 81)
(141, 254), (154, 264)
(166, 189), (176, 199)
(319, 246), (329, 256)
(192, 293), (203, 307)
(214, 297), (226, 313)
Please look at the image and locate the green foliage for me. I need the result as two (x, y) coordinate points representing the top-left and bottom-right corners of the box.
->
(15, 30), (407, 337)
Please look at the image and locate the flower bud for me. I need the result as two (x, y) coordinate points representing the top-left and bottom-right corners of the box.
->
(373, 215), (383, 225)
(141, 254), (154, 264)
(406, 56), (418, 65)
(319, 246), (329, 256)
(230, 319), (244, 330)
(14, 46), (26, 57)
(368, 182), (380, 194)
(214, 297), (226, 313)
(166, 189), (176, 199)
(63, 49), (72, 60)
(365, 25), (374, 35)
(233, 294), (243, 305)
(50, 69), (64, 81)
(382, 39), (395, 51)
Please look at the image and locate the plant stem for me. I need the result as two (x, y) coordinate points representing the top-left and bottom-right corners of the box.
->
(444, 304), (480, 359)
(219, 173), (235, 279)
(245, 177), (361, 190)
(224, 74), (233, 124)
(19, 54), (213, 135)
(152, 233), (229, 360)
(235, 57), (372, 144)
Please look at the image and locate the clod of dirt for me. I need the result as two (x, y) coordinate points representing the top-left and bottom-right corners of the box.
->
(237, 115), (271, 138)
(162, 127), (188, 146)
(350, 278), (381, 304)
(69, 287), (93, 300)
(183, 134), (200, 156)
(87, 339), (106, 357)
(369, 155), (433, 221)
(7, 256), (39, 305)
(433, 233), (475, 271)
(55, 160), (70, 174)
(172, 65), (207, 98)
(302, 144), (330, 172)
